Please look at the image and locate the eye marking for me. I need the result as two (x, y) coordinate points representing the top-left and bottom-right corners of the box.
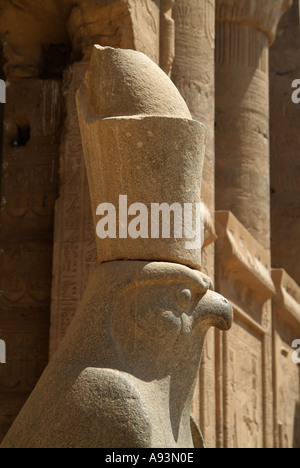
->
(177, 287), (192, 308)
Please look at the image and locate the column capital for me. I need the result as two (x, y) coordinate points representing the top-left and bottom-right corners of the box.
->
(61, 0), (161, 63)
(61, 0), (134, 61)
(216, 0), (292, 44)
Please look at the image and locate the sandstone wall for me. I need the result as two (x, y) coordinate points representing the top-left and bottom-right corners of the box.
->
(270, 0), (300, 285)
(0, 0), (299, 448)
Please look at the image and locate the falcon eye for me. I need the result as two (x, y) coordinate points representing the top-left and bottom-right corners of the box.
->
(177, 288), (192, 308)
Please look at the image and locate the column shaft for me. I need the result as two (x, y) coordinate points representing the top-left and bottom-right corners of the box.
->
(215, 0), (291, 251)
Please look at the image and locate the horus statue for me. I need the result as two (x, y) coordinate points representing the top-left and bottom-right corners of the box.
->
(1, 46), (232, 449)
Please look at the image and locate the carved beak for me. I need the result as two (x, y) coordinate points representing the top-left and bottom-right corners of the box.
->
(193, 289), (233, 331)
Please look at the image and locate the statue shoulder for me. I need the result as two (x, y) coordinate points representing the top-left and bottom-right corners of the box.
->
(73, 367), (152, 448)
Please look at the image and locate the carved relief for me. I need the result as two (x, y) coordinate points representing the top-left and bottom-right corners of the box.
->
(129, 0), (160, 63)
(66, 1), (134, 60)
(272, 268), (300, 447)
(216, 21), (269, 72)
(64, 0), (161, 63)
(174, 0), (214, 42)
(160, 0), (175, 75)
(205, 0), (215, 48)
(274, 332), (300, 448)
(216, 0), (292, 45)
(225, 321), (263, 448)
(49, 61), (98, 356)
(215, 211), (275, 309)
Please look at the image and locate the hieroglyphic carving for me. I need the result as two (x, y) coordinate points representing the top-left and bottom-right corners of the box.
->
(273, 328), (300, 448)
(198, 327), (217, 448)
(0, 77), (61, 442)
(128, 0), (160, 64)
(173, 0), (215, 42)
(205, 0), (215, 49)
(215, 210), (277, 447)
(225, 319), (264, 448)
(50, 62), (97, 356)
(271, 267), (300, 447)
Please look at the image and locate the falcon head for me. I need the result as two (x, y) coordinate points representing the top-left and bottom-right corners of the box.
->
(110, 261), (232, 380)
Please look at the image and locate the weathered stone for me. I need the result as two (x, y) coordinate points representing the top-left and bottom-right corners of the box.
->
(215, 211), (275, 448)
(1, 44), (233, 449)
(171, 1), (217, 446)
(160, 0), (175, 75)
(270, 0), (300, 285)
(0, 0), (299, 450)
(1, 261), (232, 448)
(49, 61), (94, 358)
(172, 0), (216, 277)
(61, 0), (161, 63)
(82, 45), (191, 119)
(214, 2), (293, 447)
(76, 46), (206, 269)
(0, 0), (67, 78)
(272, 268), (300, 448)
(49, 1), (177, 357)
(215, 0), (291, 251)
(0, 78), (61, 443)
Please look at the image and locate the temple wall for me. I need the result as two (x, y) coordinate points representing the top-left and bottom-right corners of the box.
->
(0, 0), (299, 448)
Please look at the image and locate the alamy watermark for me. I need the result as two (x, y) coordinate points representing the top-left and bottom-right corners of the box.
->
(292, 339), (300, 364)
(96, 195), (205, 250)
(0, 79), (6, 104)
(0, 339), (6, 364)
(291, 79), (300, 104)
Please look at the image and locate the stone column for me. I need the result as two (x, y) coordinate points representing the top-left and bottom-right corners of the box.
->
(270, 0), (300, 285)
(215, 0), (291, 448)
(171, 0), (216, 447)
(215, 0), (291, 251)
(172, 0), (216, 276)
